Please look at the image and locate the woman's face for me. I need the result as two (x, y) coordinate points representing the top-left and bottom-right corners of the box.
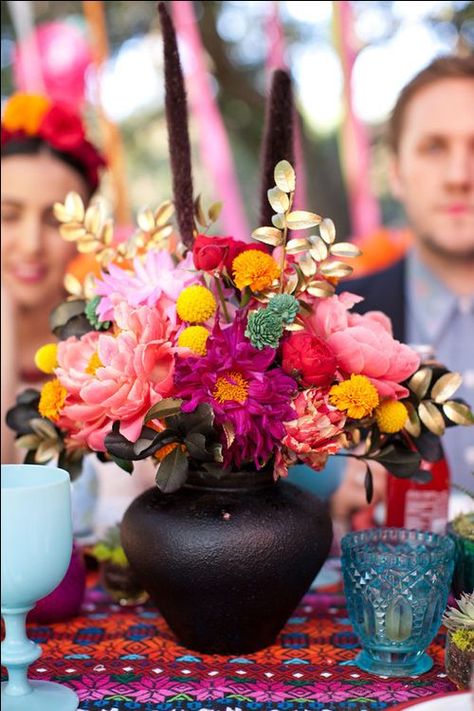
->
(1, 151), (90, 309)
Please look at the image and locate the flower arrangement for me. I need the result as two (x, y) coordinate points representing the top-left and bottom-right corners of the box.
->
(1, 93), (105, 190)
(6, 160), (474, 495)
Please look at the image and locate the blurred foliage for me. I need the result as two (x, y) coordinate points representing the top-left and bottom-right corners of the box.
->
(1, 1), (473, 237)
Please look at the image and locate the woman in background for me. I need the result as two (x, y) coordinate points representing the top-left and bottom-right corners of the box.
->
(1, 93), (151, 538)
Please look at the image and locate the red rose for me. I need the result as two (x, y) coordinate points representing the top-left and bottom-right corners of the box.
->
(281, 332), (337, 387)
(224, 238), (269, 273)
(193, 234), (232, 272)
(40, 104), (85, 151)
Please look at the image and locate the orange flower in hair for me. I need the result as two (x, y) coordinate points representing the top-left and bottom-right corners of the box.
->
(2, 93), (51, 135)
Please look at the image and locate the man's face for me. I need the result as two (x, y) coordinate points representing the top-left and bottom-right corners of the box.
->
(390, 78), (474, 261)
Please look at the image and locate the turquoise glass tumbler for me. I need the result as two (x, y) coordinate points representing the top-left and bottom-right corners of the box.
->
(341, 528), (454, 677)
(1, 464), (79, 710)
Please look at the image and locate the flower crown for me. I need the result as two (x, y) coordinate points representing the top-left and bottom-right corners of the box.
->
(1, 93), (105, 191)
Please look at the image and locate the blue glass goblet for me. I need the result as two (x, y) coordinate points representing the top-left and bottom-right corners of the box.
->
(341, 528), (454, 677)
(1, 465), (79, 710)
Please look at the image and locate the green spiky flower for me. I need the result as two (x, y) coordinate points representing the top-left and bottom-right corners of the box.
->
(85, 295), (111, 331)
(245, 308), (283, 350)
(267, 294), (300, 324)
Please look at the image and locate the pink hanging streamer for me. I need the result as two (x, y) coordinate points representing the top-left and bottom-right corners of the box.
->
(265, 2), (307, 212)
(171, 1), (249, 242)
(334, 0), (380, 241)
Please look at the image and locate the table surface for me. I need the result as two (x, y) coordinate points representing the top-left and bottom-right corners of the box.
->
(2, 577), (457, 711)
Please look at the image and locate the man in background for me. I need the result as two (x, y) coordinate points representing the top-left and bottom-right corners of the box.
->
(331, 54), (474, 524)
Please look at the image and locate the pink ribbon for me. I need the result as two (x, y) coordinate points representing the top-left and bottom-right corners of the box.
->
(333, 0), (380, 240)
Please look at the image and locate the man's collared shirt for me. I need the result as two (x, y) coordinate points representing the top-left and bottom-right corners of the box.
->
(405, 249), (474, 492)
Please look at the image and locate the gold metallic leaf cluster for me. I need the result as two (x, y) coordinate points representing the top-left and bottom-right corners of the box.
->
(54, 193), (176, 273)
(194, 195), (223, 232)
(250, 160), (361, 311)
(406, 368), (473, 437)
(15, 419), (62, 463)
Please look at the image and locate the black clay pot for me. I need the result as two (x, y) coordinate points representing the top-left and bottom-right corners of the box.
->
(121, 468), (332, 654)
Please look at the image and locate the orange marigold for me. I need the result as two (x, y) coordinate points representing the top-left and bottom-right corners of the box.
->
(232, 250), (280, 292)
(3, 93), (51, 135)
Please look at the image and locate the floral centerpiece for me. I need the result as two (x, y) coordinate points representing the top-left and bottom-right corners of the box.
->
(7, 160), (473, 496)
(6, 161), (473, 653)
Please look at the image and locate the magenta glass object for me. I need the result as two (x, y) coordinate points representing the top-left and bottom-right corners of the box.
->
(28, 543), (86, 624)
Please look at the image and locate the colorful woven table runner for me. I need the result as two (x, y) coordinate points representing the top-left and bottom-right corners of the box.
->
(2, 579), (455, 711)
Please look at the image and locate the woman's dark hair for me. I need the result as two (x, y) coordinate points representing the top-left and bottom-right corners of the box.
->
(1, 137), (95, 198)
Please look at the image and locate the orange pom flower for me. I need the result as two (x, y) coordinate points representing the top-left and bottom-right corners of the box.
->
(3, 93), (51, 136)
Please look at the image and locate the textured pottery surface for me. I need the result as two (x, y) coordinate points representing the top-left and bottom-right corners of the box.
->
(122, 469), (332, 654)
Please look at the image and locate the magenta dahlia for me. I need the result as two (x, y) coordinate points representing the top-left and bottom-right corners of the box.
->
(174, 317), (297, 469)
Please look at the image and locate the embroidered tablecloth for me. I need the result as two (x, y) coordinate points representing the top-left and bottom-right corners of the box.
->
(2, 581), (456, 711)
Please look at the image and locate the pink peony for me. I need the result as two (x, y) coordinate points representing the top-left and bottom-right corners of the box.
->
(281, 388), (346, 473)
(56, 303), (177, 451)
(94, 250), (198, 323)
(305, 292), (420, 399)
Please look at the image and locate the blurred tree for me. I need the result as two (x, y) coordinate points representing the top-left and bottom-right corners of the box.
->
(1, 0), (472, 236)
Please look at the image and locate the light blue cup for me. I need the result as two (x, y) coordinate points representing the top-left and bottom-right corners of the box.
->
(1, 464), (79, 710)
(341, 528), (455, 677)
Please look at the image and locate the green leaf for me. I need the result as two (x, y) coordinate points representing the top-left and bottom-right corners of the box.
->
(58, 450), (84, 482)
(184, 432), (209, 461)
(110, 455), (134, 475)
(364, 464), (374, 504)
(145, 398), (183, 421)
(155, 447), (189, 494)
(374, 444), (422, 478)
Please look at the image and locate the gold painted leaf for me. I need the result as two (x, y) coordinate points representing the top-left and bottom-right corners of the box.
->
(274, 160), (296, 193)
(408, 367), (432, 399)
(299, 253), (317, 277)
(15, 434), (41, 450)
(443, 401), (474, 426)
(319, 218), (336, 244)
(267, 186), (290, 213)
(283, 270), (299, 294)
(309, 238), (329, 262)
(145, 397), (184, 421)
(251, 226), (283, 246)
(35, 442), (58, 464)
(155, 200), (174, 225)
(419, 401), (445, 436)
(100, 220), (114, 245)
(329, 242), (362, 258)
(158, 224), (174, 239)
(137, 208), (155, 232)
(65, 192), (85, 221)
(60, 224), (87, 241)
(404, 402), (421, 438)
(286, 210), (322, 230)
(431, 372), (463, 403)
(194, 195), (207, 227)
(320, 260), (353, 277)
(307, 281), (335, 298)
(284, 322), (305, 331)
(77, 239), (101, 254)
(30, 418), (58, 439)
(84, 204), (102, 234)
(222, 421), (236, 448)
(272, 214), (286, 229)
(285, 237), (308, 254)
(208, 201), (223, 223)
(53, 202), (71, 222)
(64, 273), (83, 297)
